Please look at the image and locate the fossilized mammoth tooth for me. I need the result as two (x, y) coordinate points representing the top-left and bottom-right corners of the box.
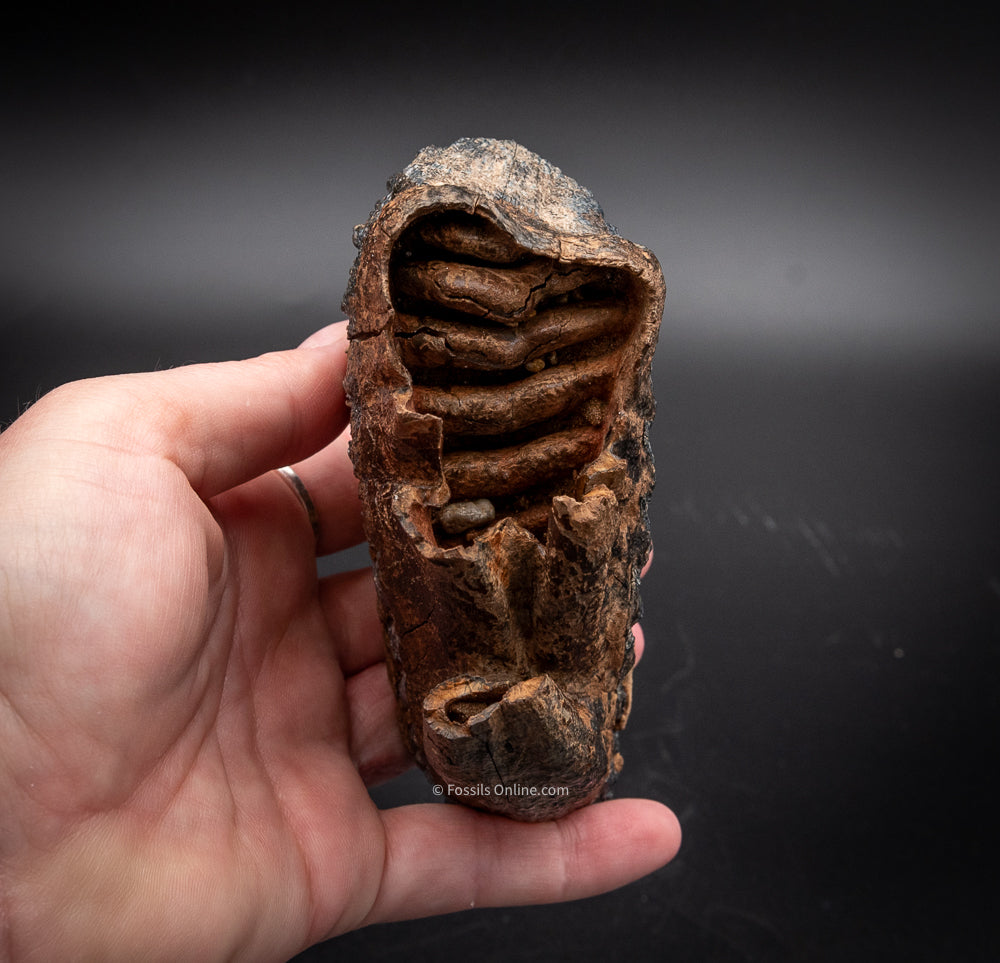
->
(343, 137), (664, 820)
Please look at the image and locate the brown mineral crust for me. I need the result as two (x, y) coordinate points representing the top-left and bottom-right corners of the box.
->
(343, 138), (663, 820)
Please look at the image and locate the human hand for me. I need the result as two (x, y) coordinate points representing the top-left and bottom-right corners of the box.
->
(0, 321), (680, 962)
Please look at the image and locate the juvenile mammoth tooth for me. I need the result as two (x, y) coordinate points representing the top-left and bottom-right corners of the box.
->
(343, 137), (664, 821)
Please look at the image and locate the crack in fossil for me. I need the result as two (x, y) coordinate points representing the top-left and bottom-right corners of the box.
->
(484, 740), (506, 789)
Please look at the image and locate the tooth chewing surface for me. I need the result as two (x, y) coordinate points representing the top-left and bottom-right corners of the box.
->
(391, 211), (639, 541)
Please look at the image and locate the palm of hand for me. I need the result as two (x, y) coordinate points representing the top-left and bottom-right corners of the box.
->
(2, 391), (388, 961)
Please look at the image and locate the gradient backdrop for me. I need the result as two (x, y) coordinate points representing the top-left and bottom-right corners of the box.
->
(3, 4), (998, 961)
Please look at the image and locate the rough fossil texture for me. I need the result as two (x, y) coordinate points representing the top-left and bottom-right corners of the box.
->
(343, 138), (664, 820)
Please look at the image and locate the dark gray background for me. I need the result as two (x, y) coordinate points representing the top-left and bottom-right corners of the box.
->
(3, 3), (998, 960)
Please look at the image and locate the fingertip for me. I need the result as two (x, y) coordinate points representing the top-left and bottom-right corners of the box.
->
(637, 798), (683, 865)
(564, 797), (682, 889)
(632, 623), (645, 665)
(299, 320), (350, 350)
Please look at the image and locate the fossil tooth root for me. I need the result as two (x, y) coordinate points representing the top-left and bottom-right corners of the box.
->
(343, 137), (664, 820)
